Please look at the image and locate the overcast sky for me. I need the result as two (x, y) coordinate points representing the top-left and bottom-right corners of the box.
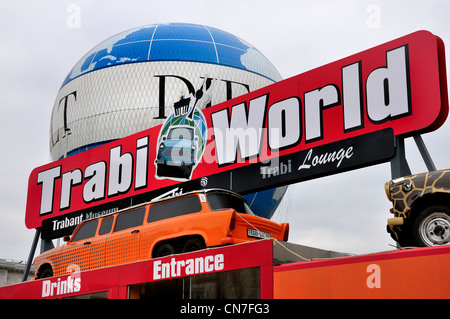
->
(1, 0), (450, 261)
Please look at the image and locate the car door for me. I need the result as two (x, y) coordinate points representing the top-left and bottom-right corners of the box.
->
(87, 215), (115, 270)
(60, 220), (99, 273)
(105, 207), (146, 267)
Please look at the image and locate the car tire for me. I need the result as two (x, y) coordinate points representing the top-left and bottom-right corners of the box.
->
(37, 266), (53, 279)
(412, 205), (450, 247)
(182, 237), (206, 253)
(154, 243), (176, 258)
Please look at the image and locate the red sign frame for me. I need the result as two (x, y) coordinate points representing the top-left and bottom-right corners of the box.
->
(26, 30), (448, 230)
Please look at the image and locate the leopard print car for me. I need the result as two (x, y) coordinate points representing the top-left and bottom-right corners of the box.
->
(385, 169), (450, 247)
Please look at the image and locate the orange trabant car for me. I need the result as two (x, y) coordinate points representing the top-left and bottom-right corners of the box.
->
(34, 189), (289, 279)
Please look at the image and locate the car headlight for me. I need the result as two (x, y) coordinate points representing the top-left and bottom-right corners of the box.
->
(384, 182), (392, 201)
(159, 142), (165, 150)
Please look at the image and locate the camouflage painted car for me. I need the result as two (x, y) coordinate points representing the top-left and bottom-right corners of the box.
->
(385, 169), (450, 247)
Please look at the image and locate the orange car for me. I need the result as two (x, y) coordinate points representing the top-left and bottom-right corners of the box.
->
(34, 189), (289, 279)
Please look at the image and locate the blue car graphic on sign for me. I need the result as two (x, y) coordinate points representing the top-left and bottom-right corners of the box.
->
(155, 125), (198, 179)
(154, 78), (213, 180)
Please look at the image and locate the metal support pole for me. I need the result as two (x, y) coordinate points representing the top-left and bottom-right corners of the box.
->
(22, 228), (41, 282)
(390, 137), (412, 179)
(413, 135), (437, 172)
(40, 238), (55, 254)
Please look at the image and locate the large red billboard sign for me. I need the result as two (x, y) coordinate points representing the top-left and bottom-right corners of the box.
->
(26, 31), (448, 237)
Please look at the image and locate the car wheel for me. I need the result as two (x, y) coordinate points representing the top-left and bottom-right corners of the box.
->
(182, 237), (206, 253)
(37, 266), (53, 279)
(412, 205), (450, 247)
(154, 243), (176, 258)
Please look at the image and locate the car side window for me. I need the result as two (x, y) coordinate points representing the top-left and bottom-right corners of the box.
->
(207, 192), (254, 215)
(114, 207), (146, 232)
(98, 216), (114, 235)
(72, 220), (99, 242)
(148, 195), (202, 223)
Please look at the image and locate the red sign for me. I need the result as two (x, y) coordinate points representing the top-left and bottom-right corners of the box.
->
(26, 31), (448, 231)
(0, 239), (274, 299)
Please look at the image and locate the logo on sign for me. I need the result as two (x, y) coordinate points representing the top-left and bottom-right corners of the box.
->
(155, 80), (212, 181)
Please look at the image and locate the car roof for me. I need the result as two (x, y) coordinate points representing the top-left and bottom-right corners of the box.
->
(80, 188), (245, 224)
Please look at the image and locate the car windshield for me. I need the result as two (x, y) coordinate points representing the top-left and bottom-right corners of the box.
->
(168, 127), (193, 140)
(206, 192), (254, 215)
